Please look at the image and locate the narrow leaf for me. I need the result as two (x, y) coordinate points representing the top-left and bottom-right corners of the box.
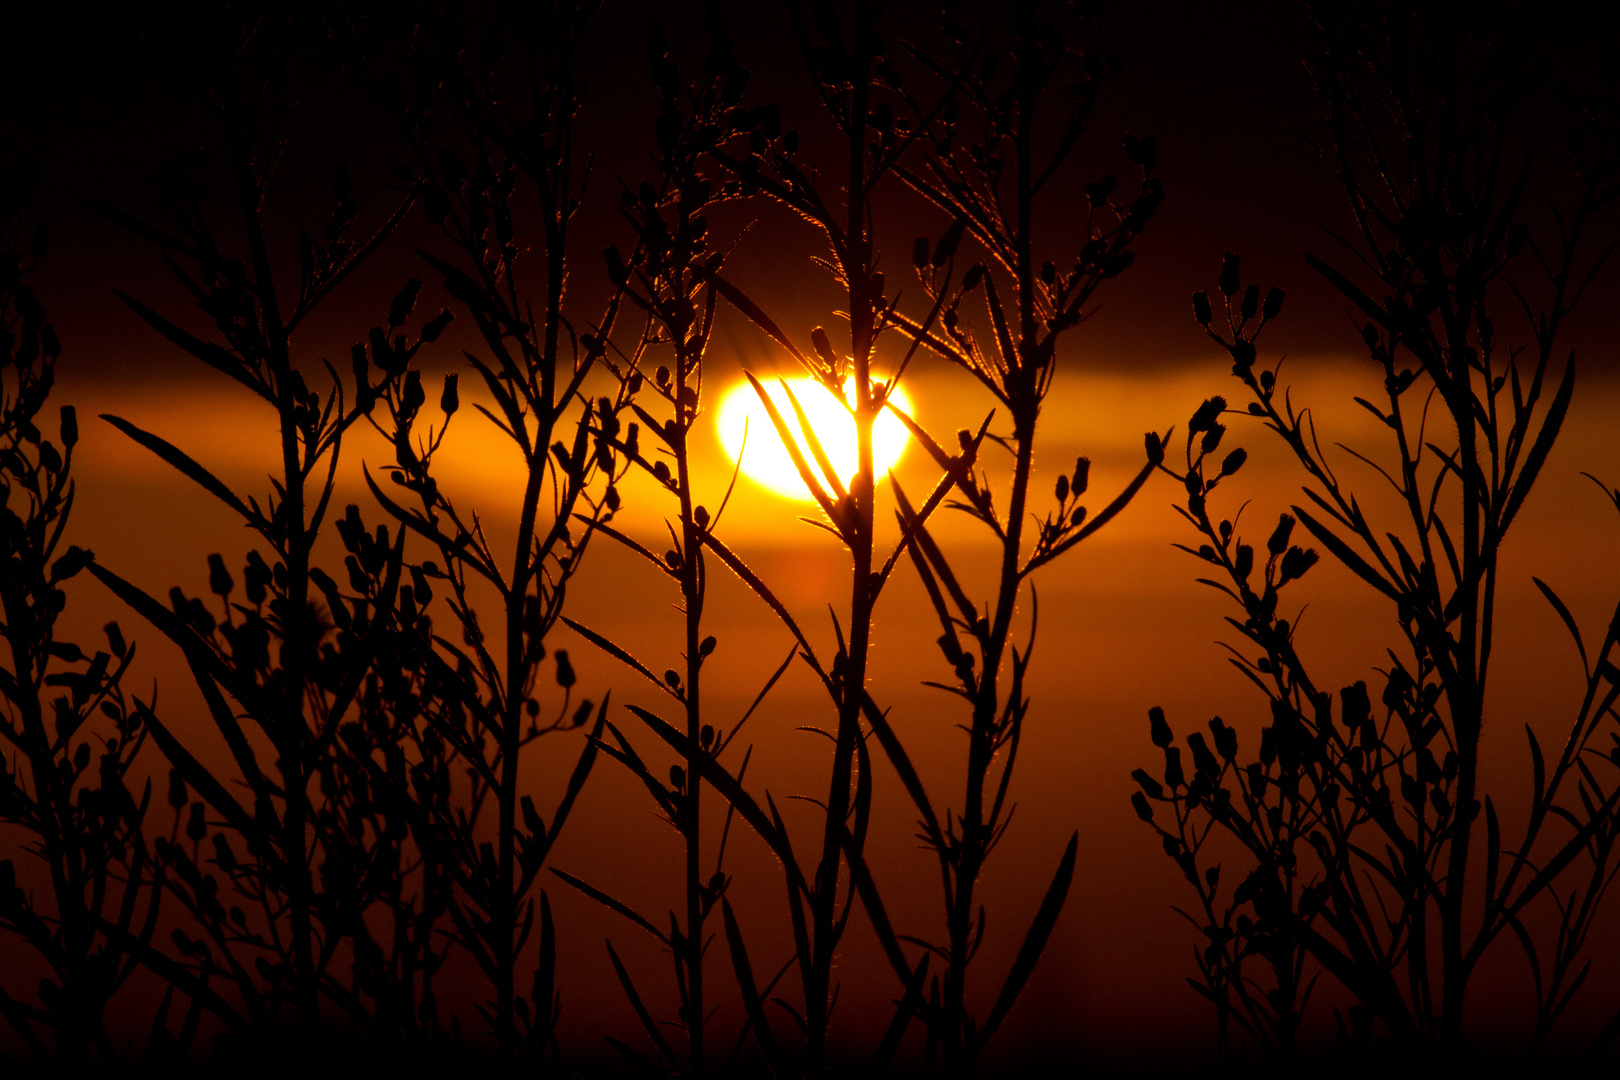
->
(980, 832), (1078, 1046)
(101, 415), (251, 522)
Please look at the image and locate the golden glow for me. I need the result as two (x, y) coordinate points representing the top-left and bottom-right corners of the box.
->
(716, 376), (914, 501)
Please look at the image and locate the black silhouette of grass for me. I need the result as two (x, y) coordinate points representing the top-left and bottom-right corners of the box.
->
(536, 16), (773, 1078)
(2, 1), (1618, 1078)
(0, 158), (157, 1076)
(355, 3), (637, 1064)
(1133, 2), (1620, 1072)
(73, 4), (441, 1068)
(869, 5), (1165, 1072)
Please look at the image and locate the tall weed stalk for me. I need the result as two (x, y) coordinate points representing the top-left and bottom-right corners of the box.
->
(1132, 2), (1620, 1069)
(546, 15), (769, 1077)
(0, 160), (157, 1074)
(360, 0), (633, 1062)
(81, 6), (433, 1061)
(874, 3), (1164, 1070)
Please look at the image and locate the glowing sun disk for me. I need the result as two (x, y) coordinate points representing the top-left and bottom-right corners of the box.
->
(716, 377), (913, 501)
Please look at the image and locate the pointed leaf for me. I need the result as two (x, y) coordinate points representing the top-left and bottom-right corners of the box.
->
(113, 292), (261, 396)
(550, 868), (668, 946)
(101, 415), (252, 522)
(1501, 359), (1574, 536)
(1293, 506), (1402, 602)
(605, 939), (678, 1068)
(562, 617), (682, 702)
(722, 898), (782, 1067)
(1533, 576), (1588, 675)
(979, 832), (1078, 1047)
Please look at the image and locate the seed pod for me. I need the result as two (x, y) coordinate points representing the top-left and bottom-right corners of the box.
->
(1189, 396), (1225, 434)
(1247, 763), (1268, 799)
(1240, 284), (1259, 322)
(1192, 291), (1212, 326)
(1131, 791), (1153, 822)
(1267, 514), (1295, 556)
(1230, 340), (1256, 376)
(402, 370), (425, 415)
(1262, 288), (1284, 320)
(554, 650), (575, 688)
(389, 277), (423, 328)
(207, 553), (233, 597)
(1280, 546), (1319, 583)
(522, 795), (545, 839)
(1132, 769), (1163, 800)
(1188, 732), (1219, 777)
(604, 243), (628, 286)
(420, 309), (453, 342)
(1149, 706), (1173, 747)
(1164, 746), (1185, 790)
(1218, 253), (1240, 297)
(933, 218), (966, 266)
(351, 342), (370, 389)
(441, 373), (459, 415)
(1072, 456), (1090, 496)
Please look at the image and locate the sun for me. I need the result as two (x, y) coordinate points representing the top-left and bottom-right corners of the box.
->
(716, 376), (914, 501)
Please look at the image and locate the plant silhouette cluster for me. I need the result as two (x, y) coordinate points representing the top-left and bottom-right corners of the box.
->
(1133, 2), (1620, 1075)
(0, 1), (1617, 1078)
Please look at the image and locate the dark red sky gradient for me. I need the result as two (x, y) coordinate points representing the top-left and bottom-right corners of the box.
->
(0, 0), (1400, 371)
(4, 0), (1620, 1071)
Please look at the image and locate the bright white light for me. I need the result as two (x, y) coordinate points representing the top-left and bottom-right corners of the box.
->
(716, 376), (913, 501)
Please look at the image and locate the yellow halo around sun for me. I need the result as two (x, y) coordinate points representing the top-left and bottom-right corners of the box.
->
(716, 376), (914, 501)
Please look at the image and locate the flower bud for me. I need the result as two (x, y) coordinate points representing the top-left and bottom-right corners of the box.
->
(1218, 252), (1240, 297)
(1149, 706), (1173, 748)
(1192, 291), (1212, 326)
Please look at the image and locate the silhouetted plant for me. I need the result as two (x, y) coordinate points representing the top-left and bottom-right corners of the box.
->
(575, 2), (1166, 1074)
(869, 2), (1165, 1071)
(0, 160), (158, 1075)
(356, 0), (635, 1064)
(1135, 2), (1620, 1070)
(544, 14), (778, 1077)
(663, 1), (973, 1071)
(79, 5), (433, 1061)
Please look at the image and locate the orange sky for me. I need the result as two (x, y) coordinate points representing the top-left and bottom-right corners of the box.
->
(47, 351), (1620, 1064)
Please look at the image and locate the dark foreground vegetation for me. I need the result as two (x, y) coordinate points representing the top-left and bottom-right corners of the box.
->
(1, 0), (1617, 1076)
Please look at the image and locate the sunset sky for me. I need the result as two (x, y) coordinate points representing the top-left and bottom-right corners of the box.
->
(4, 0), (1620, 1071)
